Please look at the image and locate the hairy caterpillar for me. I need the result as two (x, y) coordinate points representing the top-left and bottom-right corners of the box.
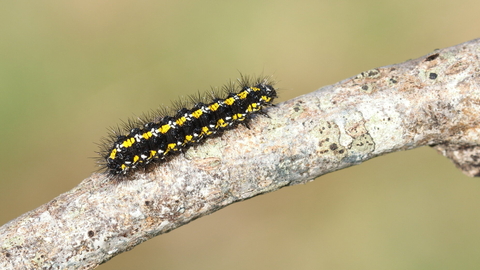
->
(99, 75), (277, 177)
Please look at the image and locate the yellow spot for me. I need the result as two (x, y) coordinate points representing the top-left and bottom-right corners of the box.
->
(216, 119), (227, 128)
(209, 103), (220, 111)
(122, 137), (135, 148)
(224, 97), (235, 106)
(159, 124), (171, 134)
(233, 113), (245, 120)
(168, 143), (177, 151)
(185, 135), (193, 143)
(150, 150), (156, 158)
(261, 96), (271, 102)
(133, 155), (140, 163)
(251, 87), (260, 92)
(191, 109), (203, 119)
(164, 143), (177, 155)
(202, 126), (212, 135)
(109, 149), (117, 160)
(248, 103), (258, 112)
(121, 164), (127, 171)
(176, 117), (187, 126)
(142, 131), (152, 140)
(237, 91), (248, 99)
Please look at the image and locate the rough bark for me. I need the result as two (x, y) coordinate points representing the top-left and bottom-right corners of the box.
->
(2, 38), (480, 269)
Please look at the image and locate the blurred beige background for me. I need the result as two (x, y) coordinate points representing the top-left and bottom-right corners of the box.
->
(1, 0), (480, 269)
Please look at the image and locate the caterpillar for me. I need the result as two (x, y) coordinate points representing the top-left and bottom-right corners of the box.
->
(99, 75), (277, 177)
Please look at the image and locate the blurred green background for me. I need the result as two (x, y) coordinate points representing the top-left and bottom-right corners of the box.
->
(1, 0), (480, 269)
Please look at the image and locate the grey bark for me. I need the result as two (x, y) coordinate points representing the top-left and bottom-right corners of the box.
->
(2, 38), (480, 269)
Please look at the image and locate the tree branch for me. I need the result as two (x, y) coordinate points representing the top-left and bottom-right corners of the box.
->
(2, 38), (480, 269)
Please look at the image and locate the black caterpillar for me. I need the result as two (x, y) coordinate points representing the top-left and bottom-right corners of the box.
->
(100, 76), (277, 177)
